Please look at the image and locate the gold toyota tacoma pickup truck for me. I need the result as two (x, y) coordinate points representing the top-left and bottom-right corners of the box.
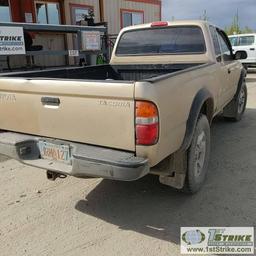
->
(0, 21), (248, 193)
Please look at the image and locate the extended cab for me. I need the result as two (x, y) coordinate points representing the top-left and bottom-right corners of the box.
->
(0, 21), (248, 193)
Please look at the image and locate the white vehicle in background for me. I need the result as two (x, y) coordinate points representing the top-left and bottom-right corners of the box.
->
(229, 34), (256, 68)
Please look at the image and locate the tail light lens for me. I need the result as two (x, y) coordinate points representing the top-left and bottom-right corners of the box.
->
(135, 101), (159, 145)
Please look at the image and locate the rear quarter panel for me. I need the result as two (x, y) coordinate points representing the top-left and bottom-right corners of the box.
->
(135, 64), (221, 167)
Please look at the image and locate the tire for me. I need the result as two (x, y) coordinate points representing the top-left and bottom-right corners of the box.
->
(223, 83), (247, 122)
(182, 115), (211, 194)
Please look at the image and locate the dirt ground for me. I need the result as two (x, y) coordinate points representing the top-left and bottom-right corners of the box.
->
(0, 71), (256, 256)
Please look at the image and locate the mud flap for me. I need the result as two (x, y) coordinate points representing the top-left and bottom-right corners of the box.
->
(222, 100), (237, 118)
(223, 70), (246, 118)
(159, 150), (187, 189)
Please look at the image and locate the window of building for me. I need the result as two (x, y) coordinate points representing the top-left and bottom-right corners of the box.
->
(0, 0), (11, 22)
(121, 9), (143, 28)
(35, 2), (61, 24)
(70, 5), (92, 25)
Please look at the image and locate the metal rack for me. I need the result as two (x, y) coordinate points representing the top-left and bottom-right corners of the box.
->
(0, 22), (108, 69)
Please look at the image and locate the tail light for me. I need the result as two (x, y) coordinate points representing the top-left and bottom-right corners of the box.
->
(135, 101), (159, 145)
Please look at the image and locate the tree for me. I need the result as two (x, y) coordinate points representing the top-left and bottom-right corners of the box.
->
(224, 10), (255, 35)
(225, 10), (241, 35)
(225, 12), (255, 35)
(242, 26), (254, 34)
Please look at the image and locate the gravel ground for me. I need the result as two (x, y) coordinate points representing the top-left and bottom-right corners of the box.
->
(0, 72), (256, 256)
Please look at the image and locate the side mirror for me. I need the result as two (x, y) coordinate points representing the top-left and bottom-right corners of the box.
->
(235, 51), (247, 60)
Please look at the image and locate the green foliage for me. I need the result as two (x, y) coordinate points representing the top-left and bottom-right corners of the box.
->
(225, 11), (254, 35)
(225, 11), (241, 35)
(243, 26), (254, 34)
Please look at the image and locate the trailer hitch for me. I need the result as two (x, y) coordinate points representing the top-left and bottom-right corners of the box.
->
(46, 171), (67, 181)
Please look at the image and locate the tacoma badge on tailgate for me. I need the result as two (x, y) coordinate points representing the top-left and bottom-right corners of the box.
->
(99, 100), (131, 108)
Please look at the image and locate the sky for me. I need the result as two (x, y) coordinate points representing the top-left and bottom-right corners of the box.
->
(162, 0), (256, 31)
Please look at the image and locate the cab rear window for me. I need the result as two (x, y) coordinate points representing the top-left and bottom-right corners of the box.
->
(116, 26), (206, 55)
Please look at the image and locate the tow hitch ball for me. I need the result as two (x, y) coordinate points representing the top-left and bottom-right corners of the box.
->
(46, 171), (67, 181)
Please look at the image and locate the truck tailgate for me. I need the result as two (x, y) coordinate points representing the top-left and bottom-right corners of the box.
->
(0, 78), (135, 151)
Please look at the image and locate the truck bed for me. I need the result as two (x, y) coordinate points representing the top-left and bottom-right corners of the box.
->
(0, 62), (203, 152)
(0, 64), (201, 81)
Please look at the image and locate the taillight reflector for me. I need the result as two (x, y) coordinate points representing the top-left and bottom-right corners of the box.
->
(135, 101), (159, 145)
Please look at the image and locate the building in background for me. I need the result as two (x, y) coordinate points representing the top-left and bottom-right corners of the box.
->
(0, 0), (161, 68)
(64, 0), (161, 34)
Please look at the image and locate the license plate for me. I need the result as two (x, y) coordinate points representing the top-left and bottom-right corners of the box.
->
(38, 141), (71, 164)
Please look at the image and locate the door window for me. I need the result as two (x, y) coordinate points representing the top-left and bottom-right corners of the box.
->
(229, 36), (255, 46)
(239, 36), (255, 46)
(229, 36), (239, 46)
(209, 26), (221, 60)
(0, 0), (11, 22)
(217, 31), (233, 61)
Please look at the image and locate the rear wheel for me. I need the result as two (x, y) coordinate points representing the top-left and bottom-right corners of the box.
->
(182, 115), (211, 194)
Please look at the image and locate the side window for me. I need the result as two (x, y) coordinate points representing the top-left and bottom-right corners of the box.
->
(217, 31), (233, 61)
(239, 36), (255, 46)
(229, 37), (239, 46)
(209, 26), (221, 61)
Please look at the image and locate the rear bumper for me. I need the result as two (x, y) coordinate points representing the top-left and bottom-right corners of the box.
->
(0, 132), (149, 181)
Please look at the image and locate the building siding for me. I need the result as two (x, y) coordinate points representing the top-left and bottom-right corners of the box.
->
(64, 0), (161, 34)
(103, 0), (161, 34)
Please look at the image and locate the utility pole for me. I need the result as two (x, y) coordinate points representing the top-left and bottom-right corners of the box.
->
(235, 9), (239, 34)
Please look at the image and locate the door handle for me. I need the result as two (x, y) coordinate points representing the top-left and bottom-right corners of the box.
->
(41, 97), (60, 106)
(228, 69), (231, 74)
(250, 48), (255, 51)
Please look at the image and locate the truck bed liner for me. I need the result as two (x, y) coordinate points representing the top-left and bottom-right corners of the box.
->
(0, 64), (201, 81)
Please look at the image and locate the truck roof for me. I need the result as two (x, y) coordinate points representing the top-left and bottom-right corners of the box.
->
(229, 33), (256, 37)
(111, 20), (216, 65)
(120, 20), (213, 33)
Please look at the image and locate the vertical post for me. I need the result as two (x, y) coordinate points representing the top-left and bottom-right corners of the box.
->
(77, 29), (84, 65)
(99, 0), (104, 23)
